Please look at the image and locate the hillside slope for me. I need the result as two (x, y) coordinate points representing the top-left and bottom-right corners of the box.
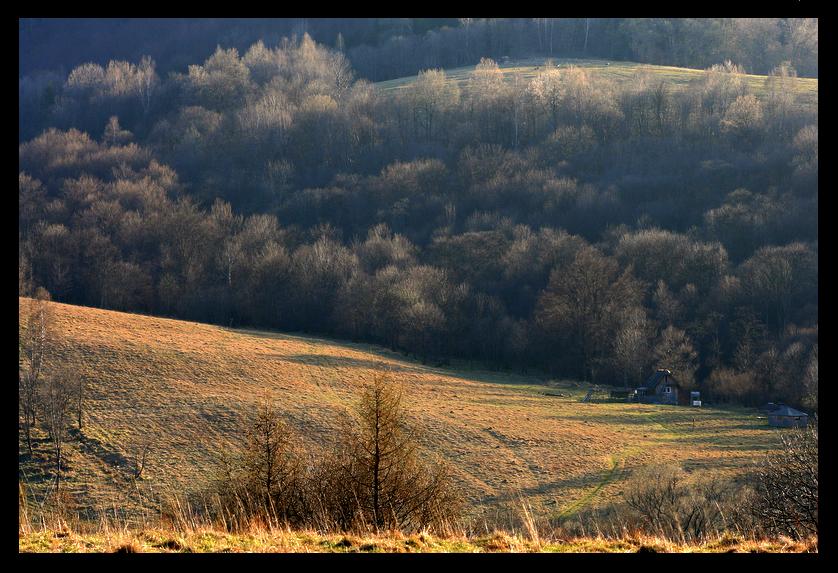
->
(376, 57), (818, 109)
(19, 298), (780, 525)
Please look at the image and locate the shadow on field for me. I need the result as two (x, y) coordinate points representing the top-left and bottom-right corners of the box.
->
(224, 325), (554, 393)
(272, 354), (423, 374)
(479, 463), (623, 508)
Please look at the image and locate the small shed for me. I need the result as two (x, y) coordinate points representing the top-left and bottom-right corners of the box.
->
(767, 405), (809, 428)
(690, 391), (701, 407)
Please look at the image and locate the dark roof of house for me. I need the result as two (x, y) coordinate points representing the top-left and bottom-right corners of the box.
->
(641, 369), (678, 391)
(768, 406), (808, 417)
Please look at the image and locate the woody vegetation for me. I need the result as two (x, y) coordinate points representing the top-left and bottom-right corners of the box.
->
(201, 374), (459, 533)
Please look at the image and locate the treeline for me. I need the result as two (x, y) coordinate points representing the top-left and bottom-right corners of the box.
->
(19, 35), (817, 409)
(348, 18), (818, 82)
(21, 18), (817, 83)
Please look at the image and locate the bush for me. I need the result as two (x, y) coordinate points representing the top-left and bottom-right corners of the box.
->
(195, 375), (461, 534)
(747, 419), (818, 540)
(622, 464), (747, 541)
(311, 374), (461, 532)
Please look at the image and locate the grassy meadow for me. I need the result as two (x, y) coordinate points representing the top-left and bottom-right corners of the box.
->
(19, 297), (783, 538)
(375, 57), (818, 109)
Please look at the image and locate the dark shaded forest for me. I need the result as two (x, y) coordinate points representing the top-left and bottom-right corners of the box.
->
(21, 18), (818, 82)
(19, 21), (818, 410)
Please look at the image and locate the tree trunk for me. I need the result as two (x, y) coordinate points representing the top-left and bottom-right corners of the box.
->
(24, 422), (33, 456)
(373, 402), (381, 529)
(55, 445), (62, 492)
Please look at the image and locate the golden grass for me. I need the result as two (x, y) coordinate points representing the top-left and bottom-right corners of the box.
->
(19, 297), (782, 528)
(18, 526), (817, 553)
(375, 57), (818, 109)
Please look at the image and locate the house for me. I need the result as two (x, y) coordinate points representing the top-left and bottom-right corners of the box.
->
(767, 405), (809, 428)
(632, 369), (680, 405)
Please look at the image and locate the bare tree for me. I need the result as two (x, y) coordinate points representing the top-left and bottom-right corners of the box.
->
(748, 420), (818, 540)
(19, 288), (52, 455)
(408, 69), (460, 141)
(615, 307), (650, 388)
(128, 435), (153, 480)
(624, 464), (737, 541)
(135, 56), (158, 115)
(625, 464), (684, 535)
(740, 243), (816, 335)
(764, 62), (797, 135)
(42, 368), (74, 491)
(240, 402), (303, 522)
(537, 247), (643, 382)
(653, 325), (698, 389)
(802, 345), (818, 412)
(75, 373), (85, 431)
(528, 66), (563, 129)
(459, 18), (473, 61)
(102, 116), (133, 146)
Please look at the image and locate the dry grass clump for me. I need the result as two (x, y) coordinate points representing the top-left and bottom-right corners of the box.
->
(113, 540), (141, 553)
(18, 522), (818, 553)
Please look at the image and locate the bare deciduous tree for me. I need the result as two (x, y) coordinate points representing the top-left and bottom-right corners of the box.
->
(802, 345), (818, 412)
(19, 288), (53, 455)
(241, 402), (303, 521)
(135, 55), (158, 114)
(537, 246), (643, 382)
(653, 325), (698, 389)
(748, 420), (818, 540)
(615, 307), (650, 388)
(42, 368), (74, 491)
(624, 464), (738, 541)
(75, 373), (85, 431)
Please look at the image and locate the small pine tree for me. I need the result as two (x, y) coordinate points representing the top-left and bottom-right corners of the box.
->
(335, 373), (460, 532)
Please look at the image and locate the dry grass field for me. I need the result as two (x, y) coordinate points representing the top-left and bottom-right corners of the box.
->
(19, 297), (782, 530)
(18, 527), (817, 553)
(375, 57), (818, 109)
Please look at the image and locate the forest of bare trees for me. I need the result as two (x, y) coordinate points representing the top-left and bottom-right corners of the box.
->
(18, 28), (817, 410)
(21, 18), (818, 83)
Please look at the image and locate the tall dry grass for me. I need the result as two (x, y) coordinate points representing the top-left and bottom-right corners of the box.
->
(19, 488), (817, 553)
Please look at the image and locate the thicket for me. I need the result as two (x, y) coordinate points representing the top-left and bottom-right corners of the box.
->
(18, 291), (85, 495)
(185, 375), (460, 533)
(18, 33), (818, 409)
(568, 423), (818, 544)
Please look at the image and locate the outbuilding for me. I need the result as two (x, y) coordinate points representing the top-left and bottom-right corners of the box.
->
(767, 405), (809, 428)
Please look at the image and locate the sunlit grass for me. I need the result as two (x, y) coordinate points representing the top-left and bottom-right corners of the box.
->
(19, 297), (782, 528)
(375, 57), (818, 109)
(18, 526), (817, 553)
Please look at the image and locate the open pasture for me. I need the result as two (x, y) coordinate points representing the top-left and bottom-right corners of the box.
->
(19, 298), (781, 525)
(375, 57), (818, 109)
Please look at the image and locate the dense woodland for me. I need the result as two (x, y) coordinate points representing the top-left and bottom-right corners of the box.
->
(19, 24), (818, 410)
(21, 18), (818, 82)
